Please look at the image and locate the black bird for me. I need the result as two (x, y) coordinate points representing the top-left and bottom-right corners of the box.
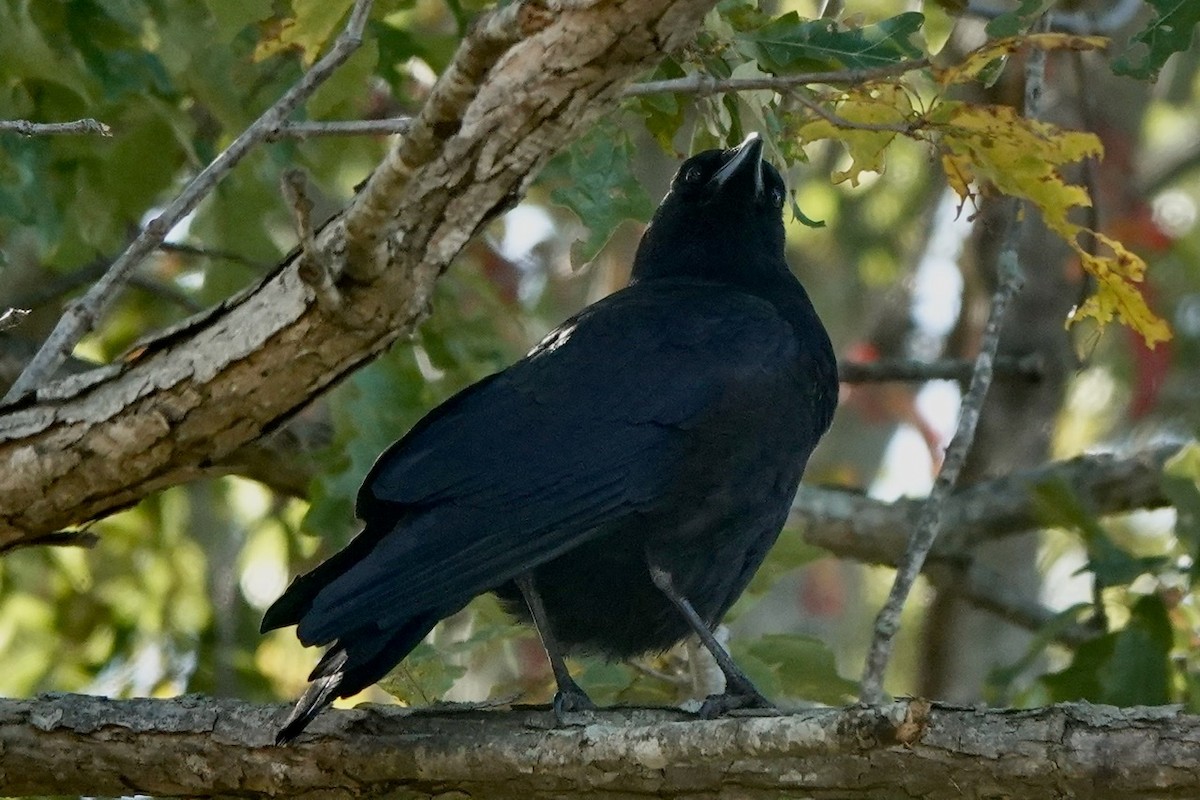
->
(262, 133), (838, 743)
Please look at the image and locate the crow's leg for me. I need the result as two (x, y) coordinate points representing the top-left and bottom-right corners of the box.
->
(515, 573), (596, 720)
(647, 562), (773, 717)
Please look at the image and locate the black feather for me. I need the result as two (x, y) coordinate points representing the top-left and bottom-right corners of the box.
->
(264, 133), (838, 740)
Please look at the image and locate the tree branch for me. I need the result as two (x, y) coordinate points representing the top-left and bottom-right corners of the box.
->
(267, 117), (415, 139)
(1, 694), (1196, 798)
(2, 0), (375, 402)
(791, 443), (1180, 567)
(838, 354), (1043, 383)
(857, 16), (1053, 703)
(0, 118), (112, 136)
(0, 0), (720, 550)
(622, 58), (930, 97)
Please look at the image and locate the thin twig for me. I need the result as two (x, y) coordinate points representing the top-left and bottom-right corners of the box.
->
(1, 0), (375, 403)
(839, 355), (1043, 384)
(925, 563), (1097, 648)
(267, 117), (414, 140)
(791, 88), (915, 134)
(857, 19), (1049, 705)
(156, 241), (274, 271)
(0, 118), (112, 137)
(0, 528), (99, 555)
(0, 309), (29, 333)
(622, 58), (931, 98)
(6, 245), (266, 315)
(283, 169), (342, 312)
(125, 276), (205, 313)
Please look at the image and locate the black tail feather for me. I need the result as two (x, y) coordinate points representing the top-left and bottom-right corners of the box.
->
(273, 613), (443, 744)
(261, 526), (390, 634)
(276, 649), (348, 744)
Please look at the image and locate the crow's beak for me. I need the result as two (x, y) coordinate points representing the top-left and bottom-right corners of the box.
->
(710, 133), (765, 199)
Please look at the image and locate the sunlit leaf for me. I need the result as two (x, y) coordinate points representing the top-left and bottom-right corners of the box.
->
(1032, 480), (1168, 586)
(936, 33), (1108, 86)
(253, 0), (355, 64)
(797, 84), (914, 186)
(932, 101), (1170, 347)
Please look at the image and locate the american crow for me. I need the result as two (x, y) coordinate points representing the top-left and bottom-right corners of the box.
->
(262, 133), (838, 743)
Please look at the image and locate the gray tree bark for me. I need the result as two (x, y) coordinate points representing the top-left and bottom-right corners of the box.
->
(1, 695), (1196, 798)
(0, 0), (717, 551)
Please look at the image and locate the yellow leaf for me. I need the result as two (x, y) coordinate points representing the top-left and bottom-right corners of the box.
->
(798, 85), (914, 186)
(932, 101), (1169, 347)
(253, 0), (355, 65)
(1069, 235), (1171, 347)
(936, 33), (1109, 85)
(934, 101), (1100, 234)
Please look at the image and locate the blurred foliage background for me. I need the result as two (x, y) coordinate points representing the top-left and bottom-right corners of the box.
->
(2, 0), (1200, 722)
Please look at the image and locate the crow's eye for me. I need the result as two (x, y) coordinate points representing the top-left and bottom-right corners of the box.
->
(771, 187), (785, 208)
(681, 164), (704, 184)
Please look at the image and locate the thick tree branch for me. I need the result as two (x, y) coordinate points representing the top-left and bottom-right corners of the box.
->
(2, 0), (375, 402)
(0, 0), (718, 551)
(0, 695), (1195, 798)
(791, 443), (1180, 568)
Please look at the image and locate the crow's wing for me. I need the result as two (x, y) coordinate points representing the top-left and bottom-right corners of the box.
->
(295, 280), (815, 644)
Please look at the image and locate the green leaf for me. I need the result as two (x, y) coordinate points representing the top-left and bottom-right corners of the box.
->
(737, 11), (924, 73)
(735, 633), (857, 705)
(987, 603), (1093, 699)
(205, 0), (274, 42)
(547, 125), (655, 266)
(1114, 0), (1200, 81)
(254, 0), (356, 64)
(377, 641), (467, 705)
(739, 532), (824, 602)
(307, 39), (378, 118)
(1031, 481), (1167, 586)
(1041, 595), (1174, 706)
(984, 0), (1050, 38)
(1163, 443), (1200, 582)
(1103, 595), (1173, 705)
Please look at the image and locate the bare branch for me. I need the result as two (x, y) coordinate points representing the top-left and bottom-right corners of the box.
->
(267, 117), (415, 140)
(1, 0), (375, 403)
(0, 118), (111, 137)
(859, 19), (1052, 703)
(924, 563), (1098, 647)
(792, 87), (915, 134)
(792, 443), (1180, 567)
(839, 355), (1043, 383)
(1, 695), (1197, 798)
(622, 58), (931, 97)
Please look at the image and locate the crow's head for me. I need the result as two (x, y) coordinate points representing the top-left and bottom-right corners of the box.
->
(632, 133), (791, 288)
